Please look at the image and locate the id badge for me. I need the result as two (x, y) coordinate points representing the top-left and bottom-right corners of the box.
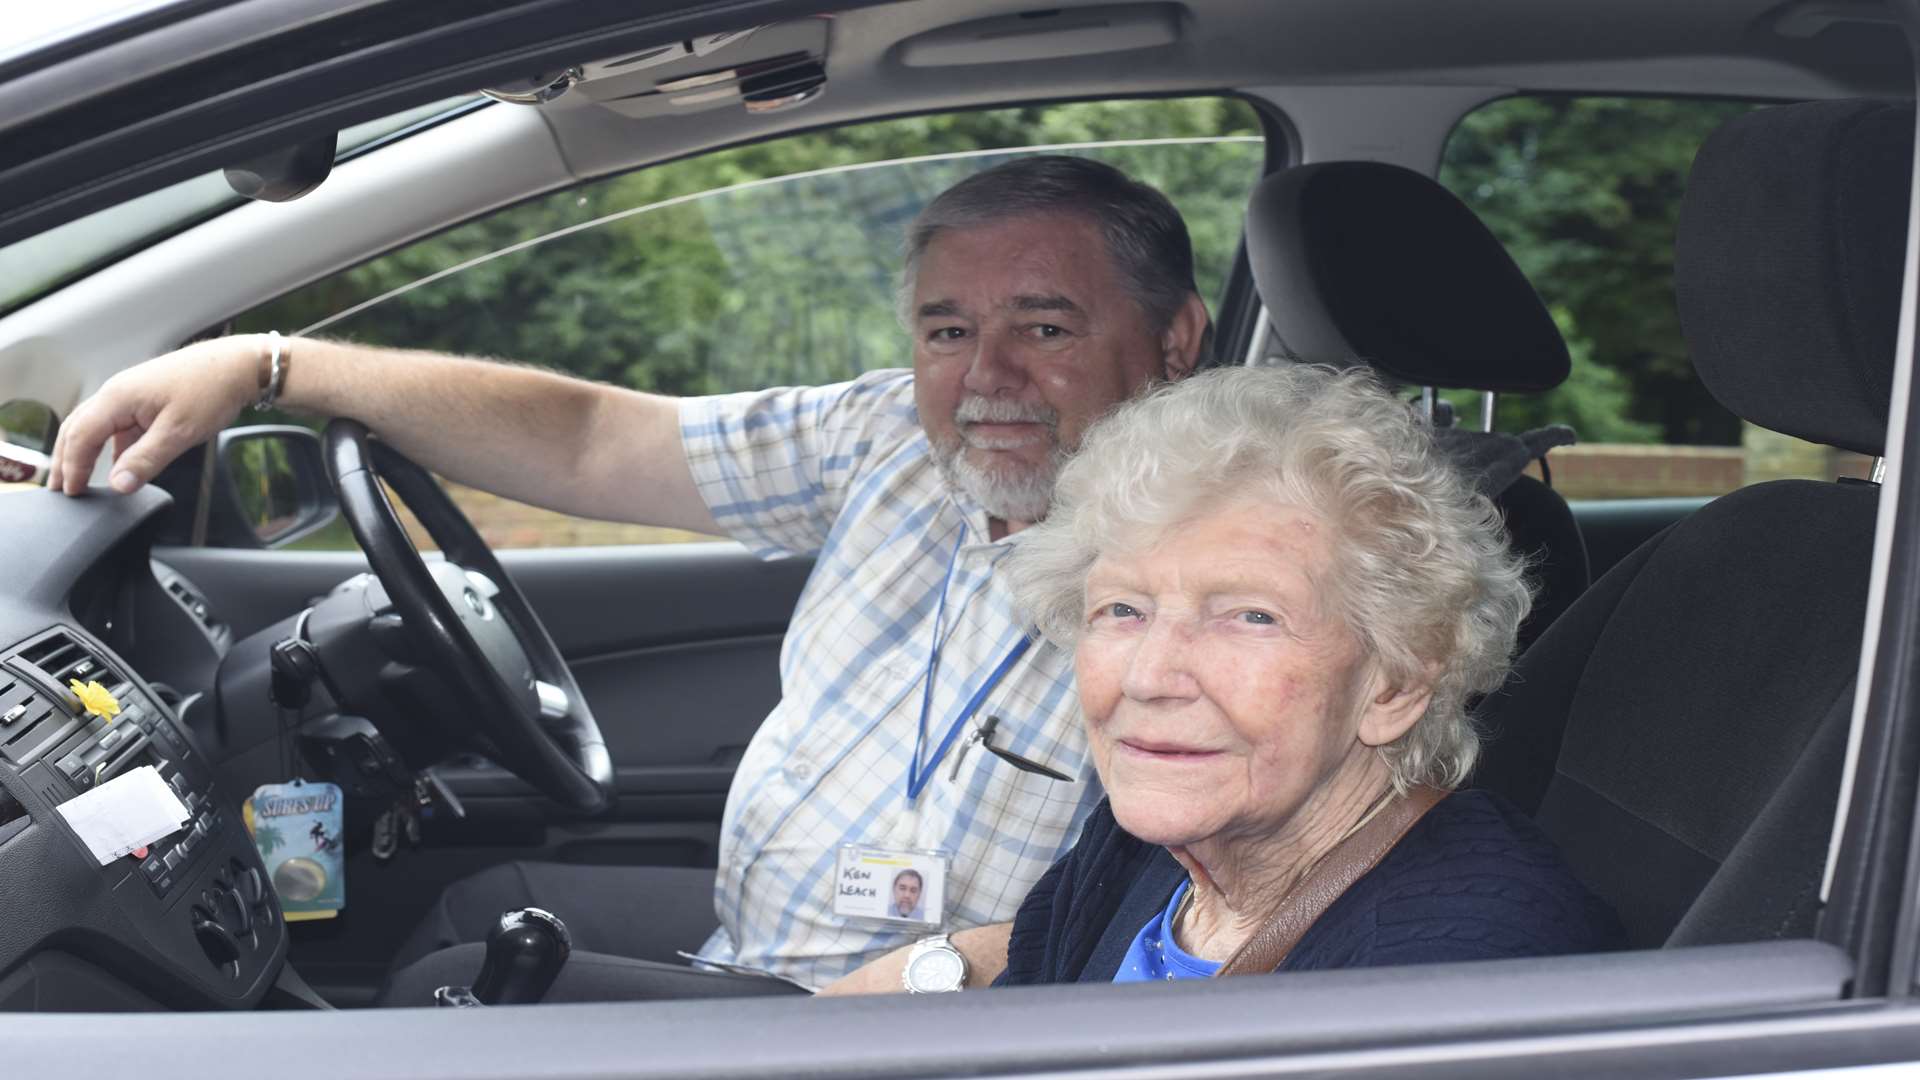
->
(244, 780), (345, 921)
(833, 844), (948, 929)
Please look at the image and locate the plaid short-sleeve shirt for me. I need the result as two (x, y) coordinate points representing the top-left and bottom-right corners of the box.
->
(679, 369), (1102, 989)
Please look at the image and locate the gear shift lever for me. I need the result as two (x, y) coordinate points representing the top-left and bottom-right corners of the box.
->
(434, 907), (572, 1007)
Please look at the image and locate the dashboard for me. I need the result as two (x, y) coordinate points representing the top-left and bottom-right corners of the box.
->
(0, 486), (287, 1011)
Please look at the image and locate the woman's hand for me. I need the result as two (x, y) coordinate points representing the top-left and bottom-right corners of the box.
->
(817, 922), (1013, 995)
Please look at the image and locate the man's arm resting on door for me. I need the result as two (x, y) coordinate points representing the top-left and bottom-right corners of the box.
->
(50, 335), (718, 534)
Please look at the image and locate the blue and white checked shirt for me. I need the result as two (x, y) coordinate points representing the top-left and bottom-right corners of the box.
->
(680, 369), (1103, 989)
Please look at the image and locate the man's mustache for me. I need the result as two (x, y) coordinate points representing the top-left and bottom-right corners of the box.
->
(954, 397), (1059, 427)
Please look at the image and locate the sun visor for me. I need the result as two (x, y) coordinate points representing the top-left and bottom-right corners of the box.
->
(569, 18), (831, 120)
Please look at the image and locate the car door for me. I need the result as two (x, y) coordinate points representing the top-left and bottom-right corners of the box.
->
(5, 2), (1920, 1076)
(126, 91), (1271, 993)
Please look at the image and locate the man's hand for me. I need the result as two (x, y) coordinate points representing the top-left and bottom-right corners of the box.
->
(49, 337), (263, 495)
(48, 334), (718, 534)
(816, 922), (1013, 996)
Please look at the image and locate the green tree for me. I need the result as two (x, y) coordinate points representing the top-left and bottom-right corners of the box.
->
(237, 97), (1263, 399)
(1439, 96), (1755, 445)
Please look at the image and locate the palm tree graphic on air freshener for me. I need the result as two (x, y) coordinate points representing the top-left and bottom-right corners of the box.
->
(243, 801), (329, 903)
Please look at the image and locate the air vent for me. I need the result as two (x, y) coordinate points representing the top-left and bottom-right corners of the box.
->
(0, 668), (67, 766)
(16, 629), (117, 690)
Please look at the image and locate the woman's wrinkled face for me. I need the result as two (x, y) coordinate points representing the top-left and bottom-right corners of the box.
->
(1075, 499), (1381, 851)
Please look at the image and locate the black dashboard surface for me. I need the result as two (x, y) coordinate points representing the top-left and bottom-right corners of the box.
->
(0, 486), (286, 1010)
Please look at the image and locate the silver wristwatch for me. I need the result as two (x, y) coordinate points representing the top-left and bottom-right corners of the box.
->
(902, 933), (968, 993)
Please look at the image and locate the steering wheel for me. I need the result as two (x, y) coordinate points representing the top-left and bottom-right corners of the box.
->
(322, 419), (613, 813)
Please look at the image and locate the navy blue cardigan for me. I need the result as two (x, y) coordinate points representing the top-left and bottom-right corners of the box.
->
(996, 789), (1624, 985)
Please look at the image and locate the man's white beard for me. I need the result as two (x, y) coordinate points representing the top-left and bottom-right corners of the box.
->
(930, 397), (1065, 524)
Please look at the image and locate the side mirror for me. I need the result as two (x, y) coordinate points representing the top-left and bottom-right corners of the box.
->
(211, 425), (338, 548)
(0, 399), (59, 455)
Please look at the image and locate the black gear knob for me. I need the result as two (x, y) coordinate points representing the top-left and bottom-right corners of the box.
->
(470, 907), (572, 1005)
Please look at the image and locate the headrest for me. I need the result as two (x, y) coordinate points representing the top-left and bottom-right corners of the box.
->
(1246, 161), (1571, 393)
(1677, 100), (1910, 457)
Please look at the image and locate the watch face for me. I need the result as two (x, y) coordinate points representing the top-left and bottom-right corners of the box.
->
(906, 947), (965, 991)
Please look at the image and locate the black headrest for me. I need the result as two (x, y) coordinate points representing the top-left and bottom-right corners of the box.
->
(1246, 161), (1571, 393)
(1677, 100), (1911, 457)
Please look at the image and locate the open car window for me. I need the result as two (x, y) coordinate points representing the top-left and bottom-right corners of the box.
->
(1436, 95), (1874, 502)
(221, 95), (1266, 551)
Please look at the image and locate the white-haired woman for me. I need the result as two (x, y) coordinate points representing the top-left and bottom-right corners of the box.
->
(824, 365), (1620, 993)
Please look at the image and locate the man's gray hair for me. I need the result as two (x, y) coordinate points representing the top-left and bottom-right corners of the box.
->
(1004, 364), (1533, 792)
(898, 155), (1201, 335)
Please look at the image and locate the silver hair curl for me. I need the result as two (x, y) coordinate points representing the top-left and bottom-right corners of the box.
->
(1003, 364), (1533, 792)
(896, 155), (1201, 338)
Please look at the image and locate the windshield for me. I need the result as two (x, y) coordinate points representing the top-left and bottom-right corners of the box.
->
(0, 95), (487, 318)
(0, 0), (193, 69)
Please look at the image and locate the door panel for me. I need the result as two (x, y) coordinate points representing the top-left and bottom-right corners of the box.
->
(154, 540), (812, 829)
(157, 541), (809, 1002)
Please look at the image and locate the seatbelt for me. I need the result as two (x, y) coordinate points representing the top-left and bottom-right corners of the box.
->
(1216, 786), (1449, 976)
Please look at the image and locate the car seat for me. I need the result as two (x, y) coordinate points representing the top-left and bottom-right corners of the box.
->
(1472, 99), (1908, 947)
(1243, 160), (1589, 656)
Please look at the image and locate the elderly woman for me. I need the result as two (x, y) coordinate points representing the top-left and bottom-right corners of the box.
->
(824, 364), (1620, 993)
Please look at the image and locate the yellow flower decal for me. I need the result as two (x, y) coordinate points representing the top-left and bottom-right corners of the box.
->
(69, 679), (120, 721)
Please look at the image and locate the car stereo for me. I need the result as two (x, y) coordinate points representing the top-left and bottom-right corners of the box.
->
(0, 625), (282, 1004)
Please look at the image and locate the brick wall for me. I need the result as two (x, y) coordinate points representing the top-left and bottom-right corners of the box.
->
(1539, 444), (1745, 500)
(1529, 425), (1872, 502)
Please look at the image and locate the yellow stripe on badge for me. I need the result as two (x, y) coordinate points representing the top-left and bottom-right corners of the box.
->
(860, 856), (912, 866)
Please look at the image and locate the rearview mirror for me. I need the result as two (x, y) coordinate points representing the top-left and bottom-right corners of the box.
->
(213, 425), (338, 548)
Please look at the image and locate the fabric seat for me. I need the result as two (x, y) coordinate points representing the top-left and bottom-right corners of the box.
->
(1473, 98), (1908, 947)
(1243, 159), (1589, 655)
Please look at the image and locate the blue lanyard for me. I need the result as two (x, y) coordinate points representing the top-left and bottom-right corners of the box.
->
(907, 535), (1032, 802)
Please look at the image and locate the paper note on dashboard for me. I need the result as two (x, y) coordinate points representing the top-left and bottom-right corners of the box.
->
(56, 765), (189, 865)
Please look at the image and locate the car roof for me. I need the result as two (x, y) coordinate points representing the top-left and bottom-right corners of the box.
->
(0, 0), (1905, 249)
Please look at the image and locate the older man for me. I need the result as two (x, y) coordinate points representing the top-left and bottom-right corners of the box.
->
(51, 155), (1210, 999)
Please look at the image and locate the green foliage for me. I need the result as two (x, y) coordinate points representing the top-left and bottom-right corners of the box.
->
(236, 97), (1263, 397)
(234, 93), (1748, 453)
(1439, 305), (1661, 443)
(1439, 96), (1755, 445)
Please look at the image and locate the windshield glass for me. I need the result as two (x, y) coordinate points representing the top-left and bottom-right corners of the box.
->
(0, 0), (192, 69)
(0, 95), (487, 317)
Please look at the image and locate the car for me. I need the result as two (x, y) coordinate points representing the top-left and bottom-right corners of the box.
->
(0, 0), (1916, 1075)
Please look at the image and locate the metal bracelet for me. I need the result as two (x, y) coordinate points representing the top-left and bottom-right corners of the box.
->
(254, 331), (286, 411)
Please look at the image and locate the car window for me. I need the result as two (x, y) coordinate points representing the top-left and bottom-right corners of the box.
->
(0, 95), (485, 319)
(225, 96), (1267, 551)
(0, 398), (56, 455)
(1436, 95), (1874, 500)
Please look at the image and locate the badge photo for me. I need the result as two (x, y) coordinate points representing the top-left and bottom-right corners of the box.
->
(833, 845), (948, 928)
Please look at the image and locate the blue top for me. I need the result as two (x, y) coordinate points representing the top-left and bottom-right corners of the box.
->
(1112, 880), (1220, 982)
(997, 789), (1625, 985)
